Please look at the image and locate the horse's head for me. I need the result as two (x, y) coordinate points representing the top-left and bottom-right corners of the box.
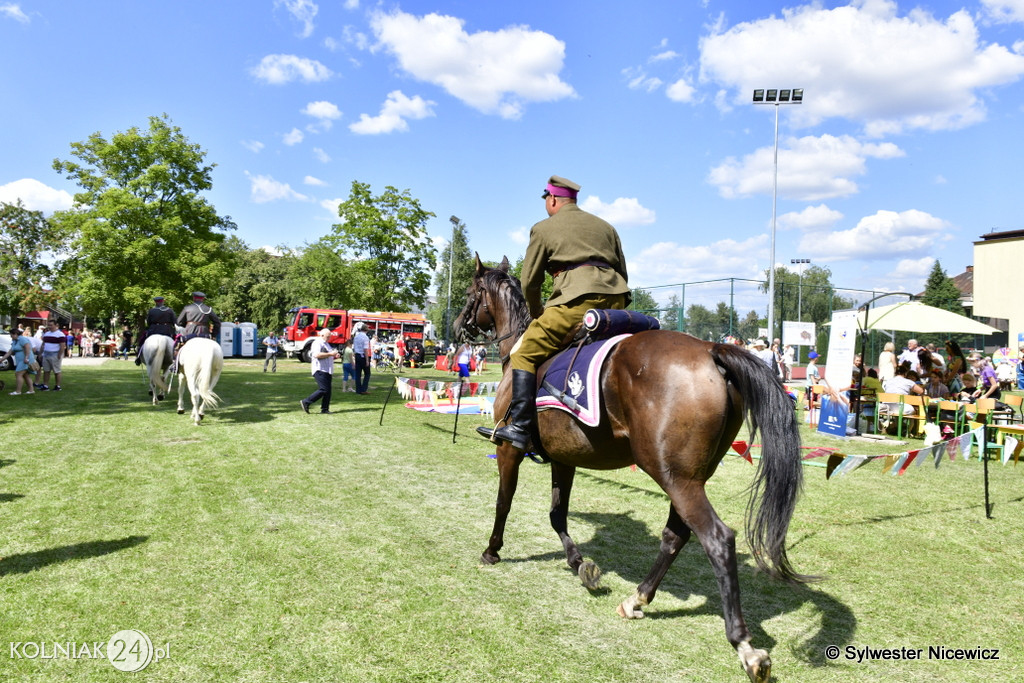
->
(453, 253), (509, 342)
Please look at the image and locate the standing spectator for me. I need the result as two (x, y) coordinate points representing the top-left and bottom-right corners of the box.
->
(751, 339), (775, 370)
(878, 341), (897, 383)
(262, 332), (280, 373)
(781, 344), (795, 382)
(38, 319), (66, 391)
(353, 323), (371, 394)
(456, 342), (473, 380)
(804, 351), (820, 410)
(1, 327), (36, 395)
(474, 344), (488, 376)
(74, 330), (83, 357)
(898, 339), (922, 374)
(395, 336), (407, 373)
(943, 339), (968, 394)
(65, 329), (74, 358)
(771, 339), (783, 379)
(118, 325), (133, 360)
(300, 328), (340, 414)
(341, 340), (356, 393)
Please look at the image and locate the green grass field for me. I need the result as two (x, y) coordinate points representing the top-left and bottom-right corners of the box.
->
(1, 357), (1022, 681)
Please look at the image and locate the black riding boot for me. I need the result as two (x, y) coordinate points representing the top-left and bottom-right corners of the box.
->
(492, 370), (536, 451)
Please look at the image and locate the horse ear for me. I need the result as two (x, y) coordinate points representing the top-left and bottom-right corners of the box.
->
(499, 256), (510, 273)
(474, 252), (486, 276)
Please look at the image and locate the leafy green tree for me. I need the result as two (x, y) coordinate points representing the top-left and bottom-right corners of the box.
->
(916, 260), (968, 349)
(326, 181), (436, 311)
(0, 200), (69, 322)
(430, 217), (474, 340)
(661, 293), (682, 331)
(51, 114), (235, 324)
(762, 264), (854, 339)
(509, 256), (552, 306)
(289, 239), (362, 310)
(737, 309), (762, 342)
(685, 304), (717, 341)
(628, 287), (658, 313)
(216, 238), (297, 334)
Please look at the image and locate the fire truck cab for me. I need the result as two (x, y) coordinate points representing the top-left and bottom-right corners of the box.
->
(282, 307), (427, 363)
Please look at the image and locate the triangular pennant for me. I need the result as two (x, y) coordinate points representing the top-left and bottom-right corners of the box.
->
(945, 438), (958, 461)
(897, 450), (919, 475)
(1002, 436), (1018, 466)
(731, 440), (752, 464)
(825, 453), (845, 479)
(889, 453), (909, 476)
(959, 433), (974, 460)
(881, 454), (899, 475)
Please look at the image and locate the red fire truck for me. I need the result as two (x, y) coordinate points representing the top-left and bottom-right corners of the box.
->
(282, 307), (428, 362)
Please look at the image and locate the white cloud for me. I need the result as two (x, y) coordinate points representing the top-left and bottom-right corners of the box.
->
(369, 10), (576, 119)
(1, 3), (29, 23)
(777, 204), (843, 231)
(313, 147), (331, 163)
(0, 178), (73, 213)
(251, 54), (332, 85)
(579, 196), (656, 228)
(982, 0), (1024, 24)
(631, 234), (769, 286)
(320, 197), (343, 215)
(246, 173), (309, 204)
(666, 78), (696, 102)
(885, 257), (936, 282)
(799, 209), (951, 261)
(708, 134), (904, 201)
(302, 100), (342, 131)
(700, 1), (1024, 134)
(650, 50), (679, 63)
(349, 90), (435, 135)
(275, 0), (318, 38)
(303, 175), (326, 186)
(343, 0), (358, 9)
(508, 226), (530, 246)
(283, 128), (304, 146)
(241, 139), (264, 153)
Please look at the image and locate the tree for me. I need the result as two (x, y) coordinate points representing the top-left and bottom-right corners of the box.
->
(0, 200), (68, 322)
(50, 114), (235, 324)
(327, 181), (436, 311)
(216, 238), (297, 334)
(430, 217), (474, 340)
(685, 304), (718, 341)
(917, 259), (968, 349)
(762, 264), (855, 338)
(661, 293), (682, 331)
(628, 288), (658, 312)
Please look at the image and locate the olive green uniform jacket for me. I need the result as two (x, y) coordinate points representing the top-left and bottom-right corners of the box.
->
(520, 203), (630, 318)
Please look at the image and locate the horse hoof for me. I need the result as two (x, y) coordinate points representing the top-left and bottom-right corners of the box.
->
(177, 409), (185, 414)
(578, 561), (602, 589)
(737, 642), (771, 683)
(616, 592), (647, 619)
(480, 551), (501, 565)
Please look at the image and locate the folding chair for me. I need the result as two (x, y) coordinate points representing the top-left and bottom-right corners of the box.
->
(967, 400), (1002, 459)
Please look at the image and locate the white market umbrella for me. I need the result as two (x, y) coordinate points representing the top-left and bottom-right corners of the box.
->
(858, 301), (1000, 335)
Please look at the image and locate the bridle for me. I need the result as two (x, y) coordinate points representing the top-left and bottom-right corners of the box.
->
(458, 280), (518, 357)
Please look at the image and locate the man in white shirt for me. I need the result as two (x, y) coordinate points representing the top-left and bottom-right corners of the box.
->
(353, 323), (371, 394)
(37, 320), (66, 391)
(262, 332), (280, 373)
(897, 339), (922, 374)
(300, 328), (340, 414)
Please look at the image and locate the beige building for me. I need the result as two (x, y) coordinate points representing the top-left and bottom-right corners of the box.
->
(973, 229), (1023, 350)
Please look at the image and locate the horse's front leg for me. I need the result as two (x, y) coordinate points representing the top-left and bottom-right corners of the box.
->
(550, 462), (601, 589)
(482, 443), (524, 565)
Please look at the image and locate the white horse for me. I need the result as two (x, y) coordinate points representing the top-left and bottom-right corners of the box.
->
(176, 337), (224, 425)
(141, 334), (175, 405)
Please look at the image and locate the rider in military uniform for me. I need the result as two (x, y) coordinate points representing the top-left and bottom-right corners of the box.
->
(177, 291), (221, 341)
(492, 175), (630, 452)
(134, 295), (178, 365)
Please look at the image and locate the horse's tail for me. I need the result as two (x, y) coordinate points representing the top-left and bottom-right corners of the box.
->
(711, 343), (817, 584)
(147, 339), (170, 394)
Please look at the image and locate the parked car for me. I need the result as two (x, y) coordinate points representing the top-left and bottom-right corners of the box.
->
(0, 333), (12, 371)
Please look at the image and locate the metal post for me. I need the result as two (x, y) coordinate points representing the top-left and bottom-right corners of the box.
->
(768, 103), (779, 343)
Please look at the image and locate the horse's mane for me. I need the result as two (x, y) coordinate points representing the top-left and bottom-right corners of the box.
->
(482, 266), (533, 339)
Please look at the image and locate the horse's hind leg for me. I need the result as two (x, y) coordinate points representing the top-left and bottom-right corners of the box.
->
(674, 485), (769, 683)
(482, 444), (524, 565)
(616, 504), (691, 619)
(550, 462), (600, 588)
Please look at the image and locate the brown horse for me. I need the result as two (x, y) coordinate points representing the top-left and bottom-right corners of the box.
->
(454, 256), (813, 682)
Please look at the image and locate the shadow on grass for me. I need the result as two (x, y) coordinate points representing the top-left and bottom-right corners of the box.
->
(0, 458), (15, 469)
(0, 535), (149, 577)
(503, 490), (853, 672)
(0, 493), (25, 504)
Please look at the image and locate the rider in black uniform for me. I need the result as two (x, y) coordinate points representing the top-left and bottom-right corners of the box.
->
(135, 295), (178, 365)
(171, 292), (221, 371)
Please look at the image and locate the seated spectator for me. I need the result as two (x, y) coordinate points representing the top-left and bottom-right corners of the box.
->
(957, 372), (978, 401)
(925, 370), (950, 399)
(879, 366), (925, 433)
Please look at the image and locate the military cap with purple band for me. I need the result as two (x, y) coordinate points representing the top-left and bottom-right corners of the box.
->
(541, 175), (581, 199)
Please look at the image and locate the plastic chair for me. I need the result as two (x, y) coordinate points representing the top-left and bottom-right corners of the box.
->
(875, 393), (903, 435)
(806, 384), (826, 428)
(999, 393), (1023, 423)
(900, 395), (929, 438)
(936, 400), (967, 437)
(967, 400), (1002, 459)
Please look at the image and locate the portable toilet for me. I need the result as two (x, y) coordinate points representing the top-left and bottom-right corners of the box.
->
(219, 322), (236, 358)
(238, 322), (258, 357)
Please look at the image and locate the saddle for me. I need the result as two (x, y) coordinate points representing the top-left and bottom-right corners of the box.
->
(536, 309), (660, 427)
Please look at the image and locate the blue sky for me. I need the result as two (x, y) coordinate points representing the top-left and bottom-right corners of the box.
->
(2, 0), (1023, 312)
